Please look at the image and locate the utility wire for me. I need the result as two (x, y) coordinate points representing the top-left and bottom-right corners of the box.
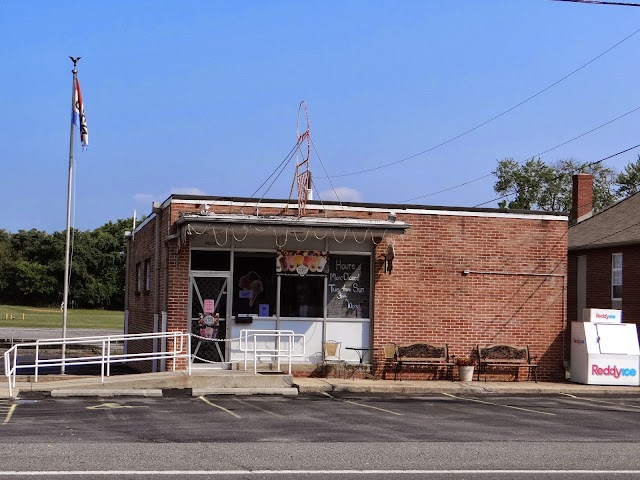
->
(247, 141), (299, 199)
(472, 143), (640, 208)
(551, 0), (640, 6)
(321, 25), (640, 179)
(399, 103), (640, 203)
(310, 138), (345, 210)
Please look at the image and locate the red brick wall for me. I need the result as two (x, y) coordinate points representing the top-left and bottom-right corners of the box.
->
(568, 245), (640, 324)
(373, 214), (567, 381)
(131, 199), (568, 379)
(125, 215), (157, 372)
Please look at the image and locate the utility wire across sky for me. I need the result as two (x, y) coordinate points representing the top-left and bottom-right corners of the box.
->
(320, 24), (640, 179)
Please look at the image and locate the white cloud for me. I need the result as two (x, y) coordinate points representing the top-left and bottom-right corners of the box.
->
(318, 187), (364, 203)
(171, 187), (206, 196)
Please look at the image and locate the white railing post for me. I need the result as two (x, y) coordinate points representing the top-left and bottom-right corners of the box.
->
(187, 333), (191, 375)
(101, 340), (106, 382)
(35, 343), (40, 382)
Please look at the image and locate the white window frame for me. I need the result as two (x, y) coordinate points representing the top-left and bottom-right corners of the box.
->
(145, 258), (152, 291)
(136, 263), (142, 293)
(612, 253), (622, 302)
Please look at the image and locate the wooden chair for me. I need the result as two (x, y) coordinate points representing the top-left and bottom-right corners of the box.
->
(322, 340), (346, 378)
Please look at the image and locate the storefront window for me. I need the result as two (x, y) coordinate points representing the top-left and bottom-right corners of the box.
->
(326, 254), (370, 318)
(233, 253), (275, 318)
(280, 276), (324, 318)
(191, 250), (231, 271)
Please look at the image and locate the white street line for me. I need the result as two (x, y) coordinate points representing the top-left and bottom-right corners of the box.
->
(322, 392), (403, 415)
(198, 396), (241, 418)
(442, 393), (556, 416)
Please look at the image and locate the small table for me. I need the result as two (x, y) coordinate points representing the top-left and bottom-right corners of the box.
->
(345, 347), (376, 379)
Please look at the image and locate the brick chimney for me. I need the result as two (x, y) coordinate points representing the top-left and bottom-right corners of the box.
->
(571, 173), (593, 224)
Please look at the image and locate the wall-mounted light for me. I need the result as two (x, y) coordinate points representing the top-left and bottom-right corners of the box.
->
(384, 244), (395, 274)
(388, 211), (397, 222)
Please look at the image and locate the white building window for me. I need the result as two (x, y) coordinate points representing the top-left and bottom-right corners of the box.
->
(145, 259), (152, 291)
(136, 263), (142, 293)
(612, 253), (622, 301)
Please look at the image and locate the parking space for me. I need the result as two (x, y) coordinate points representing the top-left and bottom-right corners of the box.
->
(2, 392), (640, 445)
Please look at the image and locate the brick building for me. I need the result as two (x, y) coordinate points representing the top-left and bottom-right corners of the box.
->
(568, 173), (640, 326)
(125, 195), (568, 381)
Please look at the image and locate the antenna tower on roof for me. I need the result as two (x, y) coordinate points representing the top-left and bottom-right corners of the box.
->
(291, 100), (312, 217)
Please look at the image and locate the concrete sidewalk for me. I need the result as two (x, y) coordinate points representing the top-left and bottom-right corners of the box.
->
(293, 377), (640, 395)
(2, 371), (638, 398)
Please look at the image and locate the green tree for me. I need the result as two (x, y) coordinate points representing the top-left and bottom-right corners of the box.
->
(0, 218), (132, 309)
(616, 155), (640, 198)
(493, 158), (618, 212)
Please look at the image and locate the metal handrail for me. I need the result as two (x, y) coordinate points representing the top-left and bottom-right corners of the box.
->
(4, 331), (191, 397)
(240, 329), (305, 374)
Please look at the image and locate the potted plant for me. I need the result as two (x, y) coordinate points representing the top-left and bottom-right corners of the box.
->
(453, 355), (476, 381)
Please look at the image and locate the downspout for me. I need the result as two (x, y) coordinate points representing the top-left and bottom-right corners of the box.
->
(152, 202), (162, 372)
(123, 231), (133, 356)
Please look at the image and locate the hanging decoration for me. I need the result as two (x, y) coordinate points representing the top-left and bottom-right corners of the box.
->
(276, 250), (328, 276)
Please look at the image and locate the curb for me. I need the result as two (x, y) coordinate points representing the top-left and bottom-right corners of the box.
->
(192, 387), (298, 396)
(50, 389), (163, 398)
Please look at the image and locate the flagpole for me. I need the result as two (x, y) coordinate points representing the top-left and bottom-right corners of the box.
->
(62, 56), (80, 374)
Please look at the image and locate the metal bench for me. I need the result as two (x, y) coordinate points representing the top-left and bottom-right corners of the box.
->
(386, 343), (454, 381)
(477, 344), (538, 382)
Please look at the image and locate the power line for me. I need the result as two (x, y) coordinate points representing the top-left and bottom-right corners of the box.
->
(472, 143), (640, 208)
(551, 0), (640, 6)
(398, 104), (640, 203)
(320, 25), (640, 179)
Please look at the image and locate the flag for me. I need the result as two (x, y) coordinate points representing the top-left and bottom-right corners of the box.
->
(72, 77), (89, 150)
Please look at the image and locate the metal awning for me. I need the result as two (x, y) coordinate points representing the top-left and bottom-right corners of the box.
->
(174, 213), (409, 247)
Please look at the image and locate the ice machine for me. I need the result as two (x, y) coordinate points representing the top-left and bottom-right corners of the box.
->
(570, 308), (639, 386)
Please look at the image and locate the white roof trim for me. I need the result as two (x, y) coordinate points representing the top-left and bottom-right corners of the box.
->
(163, 198), (567, 222)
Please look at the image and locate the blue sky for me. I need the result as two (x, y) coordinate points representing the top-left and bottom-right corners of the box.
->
(2, 1), (640, 233)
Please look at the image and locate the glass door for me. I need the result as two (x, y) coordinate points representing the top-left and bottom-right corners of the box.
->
(189, 272), (230, 367)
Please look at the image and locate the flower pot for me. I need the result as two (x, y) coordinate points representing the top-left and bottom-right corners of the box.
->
(458, 365), (474, 382)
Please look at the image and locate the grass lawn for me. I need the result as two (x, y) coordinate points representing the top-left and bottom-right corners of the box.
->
(0, 304), (124, 330)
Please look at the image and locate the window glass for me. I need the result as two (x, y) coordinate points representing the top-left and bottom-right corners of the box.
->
(280, 276), (324, 318)
(612, 253), (622, 300)
(191, 250), (231, 271)
(145, 259), (151, 291)
(326, 255), (371, 318)
(233, 253), (276, 318)
(136, 263), (142, 293)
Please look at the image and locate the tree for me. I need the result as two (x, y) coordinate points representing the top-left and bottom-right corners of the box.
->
(616, 155), (640, 198)
(493, 158), (619, 212)
(0, 218), (132, 309)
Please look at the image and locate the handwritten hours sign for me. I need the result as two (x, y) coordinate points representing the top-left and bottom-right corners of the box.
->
(326, 256), (370, 318)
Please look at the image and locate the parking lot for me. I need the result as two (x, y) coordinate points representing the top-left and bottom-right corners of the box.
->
(1, 391), (640, 479)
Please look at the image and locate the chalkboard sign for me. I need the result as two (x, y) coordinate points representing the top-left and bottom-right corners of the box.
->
(326, 255), (370, 318)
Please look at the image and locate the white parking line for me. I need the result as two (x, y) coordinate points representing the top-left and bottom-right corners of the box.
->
(0, 469), (638, 476)
(233, 397), (283, 417)
(442, 393), (556, 416)
(198, 396), (241, 418)
(322, 392), (403, 415)
(560, 393), (640, 410)
(1, 404), (16, 425)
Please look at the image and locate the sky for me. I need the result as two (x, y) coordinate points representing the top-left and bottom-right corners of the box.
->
(2, 0), (640, 233)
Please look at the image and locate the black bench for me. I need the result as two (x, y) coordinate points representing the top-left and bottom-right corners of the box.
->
(385, 343), (454, 381)
(477, 344), (538, 382)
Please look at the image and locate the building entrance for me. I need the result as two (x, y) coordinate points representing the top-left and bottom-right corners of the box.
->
(189, 272), (230, 367)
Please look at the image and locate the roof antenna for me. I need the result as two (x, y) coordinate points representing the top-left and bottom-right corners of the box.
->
(289, 100), (312, 217)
